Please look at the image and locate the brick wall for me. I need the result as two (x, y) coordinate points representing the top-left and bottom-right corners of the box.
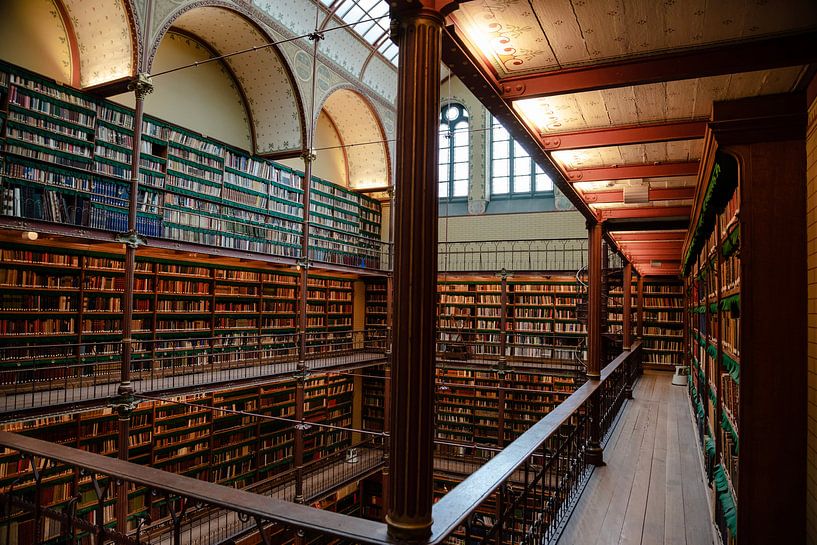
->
(437, 210), (587, 241)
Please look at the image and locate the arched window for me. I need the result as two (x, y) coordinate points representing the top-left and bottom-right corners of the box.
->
(439, 103), (469, 199)
(489, 115), (553, 197)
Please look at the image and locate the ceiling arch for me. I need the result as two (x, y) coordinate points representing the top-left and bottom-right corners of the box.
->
(148, 3), (306, 157)
(58, 0), (137, 88)
(320, 87), (390, 190)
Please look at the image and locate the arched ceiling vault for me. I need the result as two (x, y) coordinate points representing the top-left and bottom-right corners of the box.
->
(320, 88), (390, 190)
(57, 0), (137, 88)
(148, 4), (306, 157)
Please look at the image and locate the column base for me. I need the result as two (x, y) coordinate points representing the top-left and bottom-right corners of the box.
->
(585, 445), (605, 467)
(386, 514), (433, 543)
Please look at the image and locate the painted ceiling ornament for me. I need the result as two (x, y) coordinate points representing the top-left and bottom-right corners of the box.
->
(485, 0), (523, 13)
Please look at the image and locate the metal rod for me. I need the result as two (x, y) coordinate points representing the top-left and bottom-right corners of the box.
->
(149, 16), (389, 79)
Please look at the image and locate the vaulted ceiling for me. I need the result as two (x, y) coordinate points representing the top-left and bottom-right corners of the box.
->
(434, 0), (817, 275)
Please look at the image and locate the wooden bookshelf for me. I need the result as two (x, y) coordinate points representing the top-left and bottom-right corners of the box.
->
(434, 368), (578, 447)
(0, 243), (362, 374)
(435, 274), (587, 364)
(0, 61), (381, 267)
(364, 279), (388, 348)
(0, 374), (355, 537)
(608, 279), (683, 369)
(682, 93), (805, 545)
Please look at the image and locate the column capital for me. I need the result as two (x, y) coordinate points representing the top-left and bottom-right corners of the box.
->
(127, 73), (154, 100)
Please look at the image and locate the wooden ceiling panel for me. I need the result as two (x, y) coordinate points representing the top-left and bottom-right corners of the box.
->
(552, 139), (703, 170)
(574, 176), (697, 193)
(591, 198), (693, 210)
(452, 0), (817, 79)
(513, 68), (801, 134)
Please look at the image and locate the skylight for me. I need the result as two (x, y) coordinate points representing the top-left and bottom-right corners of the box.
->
(323, 0), (397, 65)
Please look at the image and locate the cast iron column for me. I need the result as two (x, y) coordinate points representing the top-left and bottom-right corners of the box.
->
(636, 275), (645, 338)
(294, 151), (314, 509)
(622, 262), (632, 349)
(585, 220), (604, 466)
(622, 261), (633, 399)
(386, 5), (442, 542)
(115, 74), (152, 532)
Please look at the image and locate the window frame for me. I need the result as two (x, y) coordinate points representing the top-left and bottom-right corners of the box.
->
(488, 114), (554, 199)
(438, 103), (470, 201)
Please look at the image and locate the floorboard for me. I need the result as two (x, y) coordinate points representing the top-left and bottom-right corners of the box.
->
(557, 371), (714, 545)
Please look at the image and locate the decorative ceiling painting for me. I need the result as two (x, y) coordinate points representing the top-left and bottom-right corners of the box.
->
(513, 66), (803, 135)
(170, 6), (304, 155)
(322, 89), (389, 190)
(450, 0), (817, 78)
(60, 0), (135, 87)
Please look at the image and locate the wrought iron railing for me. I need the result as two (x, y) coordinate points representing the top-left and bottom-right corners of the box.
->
(436, 333), (587, 370)
(0, 330), (388, 417)
(437, 239), (588, 273)
(0, 341), (642, 545)
(0, 183), (393, 272)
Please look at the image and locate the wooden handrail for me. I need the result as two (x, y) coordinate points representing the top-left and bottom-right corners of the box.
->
(0, 340), (641, 545)
(428, 340), (641, 543)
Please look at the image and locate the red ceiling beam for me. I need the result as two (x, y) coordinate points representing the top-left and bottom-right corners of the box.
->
(619, 241), (683, 250)
(567, 162), (699, 182)
(610, 231), (687, 242)
(598, 206), (690, 220)
(583, 187), (695, 204)
(541, 121), (706, 151)
(499, 31), (817, 99)
(622, 250), (684, 258)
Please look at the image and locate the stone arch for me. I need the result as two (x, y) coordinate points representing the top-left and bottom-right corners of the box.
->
(318, 86), (390, 190)
(147, 1), (306, 157)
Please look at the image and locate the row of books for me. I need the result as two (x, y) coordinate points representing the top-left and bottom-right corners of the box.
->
(2, 63), (382, 266)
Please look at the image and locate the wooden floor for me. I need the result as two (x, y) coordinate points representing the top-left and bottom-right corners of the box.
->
(558, 371), (714, 545)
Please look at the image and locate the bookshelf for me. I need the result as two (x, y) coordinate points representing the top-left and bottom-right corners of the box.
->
(0, 243), (363, 376)
(434, 368), (578, 447)
(608, 279), (683, 369)
(364, 279), (388, 347)
(682, 93), (805, 545)
(435, 274), (587, 365)
(0, 61), (381, 268)
(0, 374), (355, 539)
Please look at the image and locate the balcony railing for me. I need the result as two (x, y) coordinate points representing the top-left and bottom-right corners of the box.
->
(0, 329), (388, 417)
(438, 239), (588, 273)
(0, 183), (393, 272)
(0, 341), (642, 545)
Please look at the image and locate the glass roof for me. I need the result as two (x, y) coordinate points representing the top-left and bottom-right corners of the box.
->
(321, 0), (398, 65)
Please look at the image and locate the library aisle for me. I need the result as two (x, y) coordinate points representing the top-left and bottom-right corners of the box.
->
(558, 372), (713, 545)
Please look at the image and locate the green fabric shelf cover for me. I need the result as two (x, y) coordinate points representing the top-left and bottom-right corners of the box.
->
(682, 154), (739, 275)
(714, 464), (738, 536)
(706, 343), (717, 358)
(721, 411), (739, 454)
(719, 294), (740, 313)
(704, 434), (716, 460)
(722, 352), (740, 384)
(722, 227), (740, 258)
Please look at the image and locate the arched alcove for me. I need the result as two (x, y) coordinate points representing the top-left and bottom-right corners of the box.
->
(111, 31), (252, 150)
(147, 3), (305, 157)
(320, 88), (390, 190)
(0, 0), (137, 88)
(0, 0), (75, 84)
